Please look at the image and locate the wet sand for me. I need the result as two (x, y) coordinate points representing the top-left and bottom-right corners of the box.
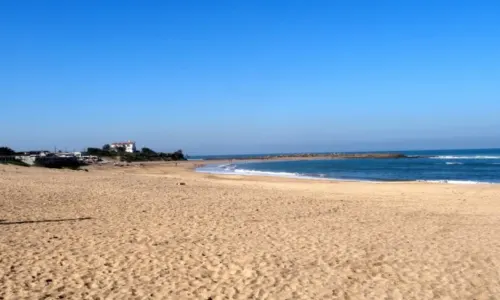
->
(1, 162), (500, 299)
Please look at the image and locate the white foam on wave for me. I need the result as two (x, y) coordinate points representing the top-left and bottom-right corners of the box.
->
(432, 155), (500, 160)
(196, 164), (343, 181)
(196, 164), (499, 184)
(445, 162), (464, 165)
(418, 180), (493, 185)
(220, 164), (237, 170)
(233, 169), (302, 178)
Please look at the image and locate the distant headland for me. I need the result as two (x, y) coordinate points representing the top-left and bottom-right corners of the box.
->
(0, 141), (186, 169)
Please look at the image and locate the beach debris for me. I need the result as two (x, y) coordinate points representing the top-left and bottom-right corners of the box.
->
(177, 182), (186, 186)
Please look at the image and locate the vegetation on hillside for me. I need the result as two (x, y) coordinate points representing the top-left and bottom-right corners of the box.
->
(34, 157), (83, 169)
(119, 149), (186, 162)
(0, 159), (30, 167)
(1, 145), (186, 168)
(87, 146), (186, 162)
(0, 146), (29, 167)
(0, 146), (16, 156)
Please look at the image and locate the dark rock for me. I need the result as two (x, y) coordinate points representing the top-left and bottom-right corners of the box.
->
(204, 152), (413, 161)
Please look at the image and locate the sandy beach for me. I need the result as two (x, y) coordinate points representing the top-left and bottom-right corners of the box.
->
(1, 162), (500, 300)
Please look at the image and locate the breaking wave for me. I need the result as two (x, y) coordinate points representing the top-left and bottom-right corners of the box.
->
(418, 180), (490, 185)
(196, 163), (497, 184)
(196, 164), (305, 178)
(431, 155), (500, 160)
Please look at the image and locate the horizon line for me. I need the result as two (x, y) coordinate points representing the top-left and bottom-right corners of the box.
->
(189, 147), (500, 157)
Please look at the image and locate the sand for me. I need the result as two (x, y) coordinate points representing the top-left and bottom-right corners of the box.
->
(1, 162), (500, 300)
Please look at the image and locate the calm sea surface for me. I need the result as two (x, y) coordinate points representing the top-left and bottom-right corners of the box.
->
(195, 149), (500, 184)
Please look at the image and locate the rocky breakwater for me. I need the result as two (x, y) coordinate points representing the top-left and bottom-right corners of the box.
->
(258, 153), (410, 160)
(203, 153), (415, 161)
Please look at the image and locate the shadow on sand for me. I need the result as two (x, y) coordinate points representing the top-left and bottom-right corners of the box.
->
(0, 217), (92, 225)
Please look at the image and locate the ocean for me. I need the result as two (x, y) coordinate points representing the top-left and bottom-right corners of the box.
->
(195, 149), (500, 184)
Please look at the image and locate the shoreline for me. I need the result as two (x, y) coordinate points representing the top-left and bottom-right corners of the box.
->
(2, 160), (500, 299)
(191, 159), (499, 185)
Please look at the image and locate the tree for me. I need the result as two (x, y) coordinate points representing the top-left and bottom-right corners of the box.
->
(87, 147), (102, 156)
(35, 156), (82, 169)
(87, 147), (114, 157)
(171, 149), (185, 160)
(102, 144), (111, 151)
(141, 147), (156, 156)
(116, 146), (126, 153)
(0, 147), (15, 156)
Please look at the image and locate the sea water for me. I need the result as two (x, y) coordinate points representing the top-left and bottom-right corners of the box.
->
(196, 149), (500, 184)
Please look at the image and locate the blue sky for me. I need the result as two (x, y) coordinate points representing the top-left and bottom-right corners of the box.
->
(1, 0), (499, 154)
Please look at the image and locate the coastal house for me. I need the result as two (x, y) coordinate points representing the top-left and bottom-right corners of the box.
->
(110, 141), (136, 153)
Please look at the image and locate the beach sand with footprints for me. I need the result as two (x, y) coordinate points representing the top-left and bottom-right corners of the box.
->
(1, 162), (500, 299)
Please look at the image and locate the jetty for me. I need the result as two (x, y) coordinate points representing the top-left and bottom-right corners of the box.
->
(204, 153), (416, 161)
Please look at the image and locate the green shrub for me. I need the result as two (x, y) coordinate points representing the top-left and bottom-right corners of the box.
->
(1, 160), (30, 167)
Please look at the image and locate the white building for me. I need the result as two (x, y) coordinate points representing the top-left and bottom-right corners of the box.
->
(110, 141), (136, 153)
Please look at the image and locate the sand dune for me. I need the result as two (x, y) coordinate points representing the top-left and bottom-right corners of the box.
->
(1, 162), (500, 299)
